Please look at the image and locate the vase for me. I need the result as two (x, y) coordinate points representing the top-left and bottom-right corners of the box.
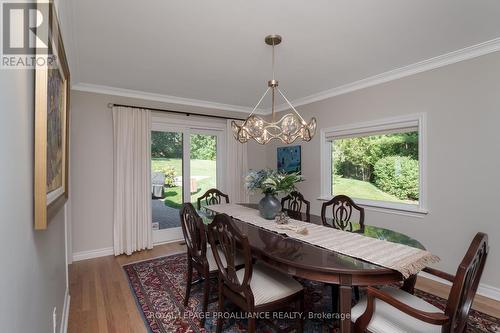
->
(258, 193), (281, 220)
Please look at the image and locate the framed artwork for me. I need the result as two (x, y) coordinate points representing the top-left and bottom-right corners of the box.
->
(34, 3), (70, 230)
(277, 145), (301, 174)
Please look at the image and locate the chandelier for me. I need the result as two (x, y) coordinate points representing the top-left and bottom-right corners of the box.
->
(232, 35), (317, 145)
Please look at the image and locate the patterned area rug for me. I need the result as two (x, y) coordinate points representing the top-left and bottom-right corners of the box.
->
(123, 253), (499, 333)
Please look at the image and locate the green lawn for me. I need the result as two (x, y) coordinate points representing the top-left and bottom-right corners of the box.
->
(152, 158), (217, 208)
(333, 177), (417, 205)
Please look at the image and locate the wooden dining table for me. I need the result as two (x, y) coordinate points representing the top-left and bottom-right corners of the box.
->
(201, 203), (425, 333)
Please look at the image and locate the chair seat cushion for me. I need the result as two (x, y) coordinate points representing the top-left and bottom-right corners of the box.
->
(351, 287), (444, 333)
(236, 262), (303, 306)
(206, 248), (244, 272)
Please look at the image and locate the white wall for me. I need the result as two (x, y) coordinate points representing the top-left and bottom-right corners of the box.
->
(266, 52), (500, 291)
(70, 90), (267, 256)
(0, 69), (67, 332)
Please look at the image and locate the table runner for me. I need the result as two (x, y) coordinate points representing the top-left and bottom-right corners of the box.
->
(206, 204), (439, 278)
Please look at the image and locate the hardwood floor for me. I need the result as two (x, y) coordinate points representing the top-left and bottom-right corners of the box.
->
(68, 241), (186, 333)
(68, 241), (499, 333)
(416, 276), (500, 318)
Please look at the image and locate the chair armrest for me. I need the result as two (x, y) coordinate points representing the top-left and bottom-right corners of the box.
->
(422, 267), (455, 283)
(353, 287), (449, 332)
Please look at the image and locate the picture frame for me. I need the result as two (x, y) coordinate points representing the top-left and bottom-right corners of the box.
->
(34, 2), (70, 230)
(277, 145), (301, 174)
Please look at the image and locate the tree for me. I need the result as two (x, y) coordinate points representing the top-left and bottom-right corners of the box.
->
(151, 132), (217, 160)
(190, 134), (216, 160)
(334, 137), (374, 181)
(151, 131), (182, 158)
(332, 132), (418, 182)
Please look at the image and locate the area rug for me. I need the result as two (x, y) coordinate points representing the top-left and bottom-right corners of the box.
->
(123, 253), (499, 333)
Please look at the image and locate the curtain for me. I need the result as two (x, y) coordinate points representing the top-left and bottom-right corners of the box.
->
(226, 120), (249, 203)
(112, 106), (153, 256)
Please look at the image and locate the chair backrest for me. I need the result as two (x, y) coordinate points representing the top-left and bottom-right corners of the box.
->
(207, 213), (253, 295)
(197, 188), (230, 210)
(179, 203), (207, 263)
(321, 195), (365, 232)
(281, 191), (311, 222)
(444, 233), (488, 333)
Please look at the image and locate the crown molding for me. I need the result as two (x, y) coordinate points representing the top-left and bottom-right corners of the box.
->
(270, 37), (500, 113)
(71, 83), (265, 114)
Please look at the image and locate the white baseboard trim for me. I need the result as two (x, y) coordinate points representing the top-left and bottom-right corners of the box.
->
(419, 271), (500, 302)
(72, 247), (114, 262)
(60, 290), (70, 333)
(153, 238), (184, 246)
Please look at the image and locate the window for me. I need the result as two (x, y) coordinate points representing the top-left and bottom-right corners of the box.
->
(320, 114), (427, 214)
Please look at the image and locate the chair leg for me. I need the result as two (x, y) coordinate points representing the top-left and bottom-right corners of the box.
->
(297, 293), (304, 333)
(247, 317), (256, 333)
(200, 273), (210, 326)
(216, 283), (224, 333)
(331, 284), (340, 328)
(184, 259), (193, 307)
(331, 284), (339, 313)
(401, 274), (417, 295)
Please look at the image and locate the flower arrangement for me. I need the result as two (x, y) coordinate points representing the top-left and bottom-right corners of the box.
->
(245, 169), (303, 195)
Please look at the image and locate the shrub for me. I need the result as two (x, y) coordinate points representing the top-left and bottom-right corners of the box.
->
(155, 166), (177, 187)
(374, 156), (419, 200)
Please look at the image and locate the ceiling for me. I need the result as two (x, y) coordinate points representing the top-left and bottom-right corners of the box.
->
(69, 0), (500, 112)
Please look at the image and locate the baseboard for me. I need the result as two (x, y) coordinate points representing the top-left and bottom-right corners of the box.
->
(72, 241), (184, 261)
(153, 238), (184, 246)
(72, 247), (114, 262)
(478, 284), (500, 302)
(60, 289), (70, 333)
(419, 271), (500, 302)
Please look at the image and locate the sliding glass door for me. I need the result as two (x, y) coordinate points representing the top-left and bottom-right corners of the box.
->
(151, 123), (224, 244)
(189, 132), (218, 207)
(151, 130), (184, 237)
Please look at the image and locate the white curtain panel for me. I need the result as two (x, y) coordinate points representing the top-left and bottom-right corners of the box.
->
(226, 120), (250, 203)
(112, 106), (153, 256)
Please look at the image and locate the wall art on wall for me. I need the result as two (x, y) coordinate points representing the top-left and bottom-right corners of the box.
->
(277, 145), (301, 174)
(34, 3), (70, 230)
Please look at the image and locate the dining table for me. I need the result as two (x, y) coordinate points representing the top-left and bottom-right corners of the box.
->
(201, 203), (426, 333)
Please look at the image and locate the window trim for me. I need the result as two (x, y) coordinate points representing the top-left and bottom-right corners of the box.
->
(319, 113), (427, 215)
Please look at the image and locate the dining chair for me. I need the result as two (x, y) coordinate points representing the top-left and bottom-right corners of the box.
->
(207, 213), (305, 333)
(179, 203), (241, 326)
(321, 194), (364, 311)
(321, 194), (365, 232)
(352, 232), (489, 333)
(197, 188), (230, 210)
(281, 191), (311, 222)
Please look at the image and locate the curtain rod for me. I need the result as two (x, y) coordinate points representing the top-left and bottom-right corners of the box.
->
(107, 103), (246, 121)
